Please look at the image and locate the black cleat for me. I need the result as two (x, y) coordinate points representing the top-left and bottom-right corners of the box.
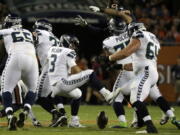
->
(49, 110), (67, 127)
(97, 111), (108, 129)
(171, 117), (180, 129)
(146, 124), (158, 133)
(8, 116), (17, 131)
(16, 112), (26, 128)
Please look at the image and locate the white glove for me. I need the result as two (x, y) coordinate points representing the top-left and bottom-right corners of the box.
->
(74, 15), (88, 27)
(89, 6), (100, 12)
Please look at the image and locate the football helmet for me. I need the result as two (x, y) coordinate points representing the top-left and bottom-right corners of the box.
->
(3, 14), (22, 28)
(33, 19), (52, 32)
(108, 17), (127, 35)
(128, 22), (146, 36)
(59, 34), (79, 50)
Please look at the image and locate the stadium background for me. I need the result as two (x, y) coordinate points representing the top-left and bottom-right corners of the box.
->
(0, 0), (180, 103)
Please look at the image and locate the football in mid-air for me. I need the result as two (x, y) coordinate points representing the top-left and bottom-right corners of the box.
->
(96, 111), (108, 129)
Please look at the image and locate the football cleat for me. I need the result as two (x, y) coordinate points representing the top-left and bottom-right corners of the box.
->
(171, 117), (180, 129)
(49, 110), (67, 127)
(16, 112), (26, 128)
(68, 116), (85, 128)
(8, 116), (17, 131)
(97, 111), (108, 129)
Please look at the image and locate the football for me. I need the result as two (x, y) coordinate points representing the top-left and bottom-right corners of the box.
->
(97, 111), (108, 129)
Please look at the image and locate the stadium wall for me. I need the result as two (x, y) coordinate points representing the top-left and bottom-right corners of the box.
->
(158, 46), (180, 102)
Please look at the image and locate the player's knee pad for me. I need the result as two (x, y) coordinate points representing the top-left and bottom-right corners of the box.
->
(69, 88), (82, 100)
(114, 93), (124, 103)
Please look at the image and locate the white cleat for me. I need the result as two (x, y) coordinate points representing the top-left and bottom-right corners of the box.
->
(68, 117), (86, 128)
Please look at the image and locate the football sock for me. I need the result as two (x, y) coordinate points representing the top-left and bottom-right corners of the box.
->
(71, 97), (81, 116)
(24, 91), (36, 105)
(113, 102), (126, 122)
(2, 91), (12, 108)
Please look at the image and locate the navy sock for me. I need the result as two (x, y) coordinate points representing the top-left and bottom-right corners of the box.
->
(132, 101), (150, 122)
(24, 91), (36, 105)
(71, 97), (81, 116)
(2, 91), (12, 109)
(89, 72), (104, 91)
(36, 97), (55, 113)
(53, 96), (64, 105)
(113, 102), (125, 117)
(156, 96), (171, 113)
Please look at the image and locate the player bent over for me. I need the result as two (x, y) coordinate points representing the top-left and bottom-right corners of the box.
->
(47, 34), (120, 106)
(0, 14), (39, 130)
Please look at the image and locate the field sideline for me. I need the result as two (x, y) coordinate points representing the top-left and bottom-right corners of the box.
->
(0, 105), (180, 135)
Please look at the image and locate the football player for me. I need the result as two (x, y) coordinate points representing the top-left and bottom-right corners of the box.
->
(0, 14), (39, 130)
(90, 6), (180, 131)
(32, 19), (68, 127)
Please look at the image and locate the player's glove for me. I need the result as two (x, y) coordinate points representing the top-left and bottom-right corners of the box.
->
(97, 111), (108, 129)
(74, 15), (88, 27)
(89, 6), (101, 12)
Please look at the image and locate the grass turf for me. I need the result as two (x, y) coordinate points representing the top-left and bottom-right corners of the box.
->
(0, 105), (180, 135)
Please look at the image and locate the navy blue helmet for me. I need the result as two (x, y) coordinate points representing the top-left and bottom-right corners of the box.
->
(60, 34), (79, 50)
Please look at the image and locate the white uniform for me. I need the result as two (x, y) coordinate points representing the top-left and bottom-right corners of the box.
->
(103, 31), (134, 102)
(35, 29), (60, 97)
(48, 46), (93, 99)
(129, 30), (161, 103)
(0, 27), (38, 94)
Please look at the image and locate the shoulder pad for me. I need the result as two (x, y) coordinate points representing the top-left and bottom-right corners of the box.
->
(132, 31), (144, 39)
(67, 50), (76, 59)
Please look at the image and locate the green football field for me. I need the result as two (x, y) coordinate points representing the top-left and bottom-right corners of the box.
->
(0, 105), (180, 135)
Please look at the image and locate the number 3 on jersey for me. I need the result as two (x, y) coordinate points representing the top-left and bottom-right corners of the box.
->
(49, 54), (57, 72)
(146, 42), (159, 59)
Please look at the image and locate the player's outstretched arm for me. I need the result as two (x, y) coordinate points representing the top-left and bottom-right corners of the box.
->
(89, 6), (133, 24)
(109, 38), (140, 61)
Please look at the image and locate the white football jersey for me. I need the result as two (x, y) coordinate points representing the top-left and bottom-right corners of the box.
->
(103, 31), (132, 64)
(0, 27), (35, 54)
(131, 30), (160, 74)
(35, 29), (60, 67)
(48, 46), (77, 85)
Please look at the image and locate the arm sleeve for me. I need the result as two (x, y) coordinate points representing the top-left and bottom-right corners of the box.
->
(0, 29), (12, 35)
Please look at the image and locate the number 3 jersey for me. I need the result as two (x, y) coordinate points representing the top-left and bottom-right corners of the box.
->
(47, 46), (77, 85)
(131, 31), (160, 74)
(0, 28), (35, 55)
(103, 31), (132, 64)
(34, 29), (60, 67)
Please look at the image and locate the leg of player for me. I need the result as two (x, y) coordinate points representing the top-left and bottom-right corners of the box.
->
(130, 71), (158, 133)
(1, 55), (21, 130)
(51, 70), (121, 104)
(67, 88), (85, 128)
(28, 109), (42, 127)
(49, 96), (67, 127)
(111, 93), (127, 128)
(16, 56), (39, 128)
(150, 85), (180, 129)
(88, 71), (121, 103)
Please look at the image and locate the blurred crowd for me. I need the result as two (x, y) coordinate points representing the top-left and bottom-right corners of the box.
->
(125, 0), (180, 45)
